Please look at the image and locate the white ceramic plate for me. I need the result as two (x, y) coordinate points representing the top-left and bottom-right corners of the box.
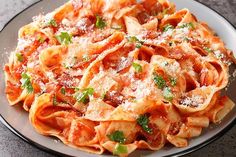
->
(0, 0), (235, 156)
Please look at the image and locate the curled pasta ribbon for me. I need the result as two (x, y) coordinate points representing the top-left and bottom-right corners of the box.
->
(29, 93), (104, 154)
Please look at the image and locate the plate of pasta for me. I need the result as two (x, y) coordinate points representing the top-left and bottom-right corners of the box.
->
(0, 0), (236, 156)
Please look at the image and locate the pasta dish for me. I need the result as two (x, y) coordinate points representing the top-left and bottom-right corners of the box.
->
(4, 0), (236, 156)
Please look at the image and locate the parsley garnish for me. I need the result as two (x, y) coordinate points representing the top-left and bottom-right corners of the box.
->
(163, 87), (174, 101)
(107, 131), (126, 144)
(127, 36), (144, 49)
(169, 77), (177, 86)
(53, 95), (58, 106)
(137, 114), (153, 134)
(38, 36), (45, 43)
(203, 47), (213, 53)
(153, 73), (166, 89)
(113, 143), (128, 155)
(95, 15), (106, 29)
(20, 73), (34, 94)
(56, 32), (72, 45)
(61, 87), (66, 95)
(163, 24), (174, 32)
(132, 62), (142, 73)
(183, 37), (190, 42)
(74, 88), (94, 104)
(135, 42), (143, 49)
(179, 22), (195, 29)
(16, 53), (23, 62)
(48, 19), (58, 27)
(101, 91), (107, 99)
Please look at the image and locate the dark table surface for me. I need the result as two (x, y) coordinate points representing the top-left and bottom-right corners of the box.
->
(0, 0), (235, 157)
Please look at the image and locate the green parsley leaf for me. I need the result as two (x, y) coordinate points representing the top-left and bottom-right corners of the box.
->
(101, 91), (107, 100)
(16, 53), (23, 62)
(132, 62), (142, 73)
(163, 87), (174, 101)
(74, 88), (94, 104)
(20, 73), (34, 94)
(95, 15), (106, 29)
(153, 73), (166, 89)
(38, 36), (45, 43)
(73, 87), (80, 92)
(137, 114), (153, 134)
(203, 47), (213, 53)
(127, 36), (139, 43)
(107, 131), (126, 144)
(183, 37), (190, 42)
(179, 22), (195, 29)
(53, 95), (58, 106)
(127, 36), (144, 49)
(61, 87), (66, 95)
(113, 143), (128, 155)
(56, 32), (72, 45)
(169, 77), (177, 86)
(163, 24), (174, 32)
(135, 42), (143, 49)
(48, 19), (58, 27)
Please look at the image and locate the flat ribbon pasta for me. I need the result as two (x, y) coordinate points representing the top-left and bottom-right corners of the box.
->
(4, 0), (235, 156)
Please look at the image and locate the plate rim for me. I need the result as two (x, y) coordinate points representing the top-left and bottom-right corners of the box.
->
(0, 0), (235, 157)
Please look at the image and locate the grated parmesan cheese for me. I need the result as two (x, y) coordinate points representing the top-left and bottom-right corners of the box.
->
(214, 50), (224, 59)
(180, 95), (204, 107)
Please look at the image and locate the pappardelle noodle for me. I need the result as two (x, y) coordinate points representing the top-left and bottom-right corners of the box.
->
(4, 0), (236, 156)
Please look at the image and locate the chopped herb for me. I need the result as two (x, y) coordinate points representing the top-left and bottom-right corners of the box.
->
(38, 36), (45, 43)
(153, 73), (166, 89)
(101, 91), (107, 99)
(111, 25), (122, 30)
(127, 36), (139, 42)
(135, 42), (142, 48)
(163, 24), (174, 32)
(20, 73), (34, 94)
(56, 32), (72, 45)
(163, 87), (174, 101)
(107, 131), (126, 144)
(74, 88), (94, 104)
(48, 19), (58, 27)
(132, 62), (142, 73)
(16, 53), (23, 62)
(95, 15), (106, 29)
(179, 22), (195, 29)
(169, 77), (177, 86)
(183, 37), (190, 42)
(73, 87), (80, 92)
(137, 114), (153, 134)
(203, 47), (213, 53)
(53, 95), (58, 106)
(113, 143), (128, 155)
(61, 87), (66, 95)
(127, 36), (144, 49)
